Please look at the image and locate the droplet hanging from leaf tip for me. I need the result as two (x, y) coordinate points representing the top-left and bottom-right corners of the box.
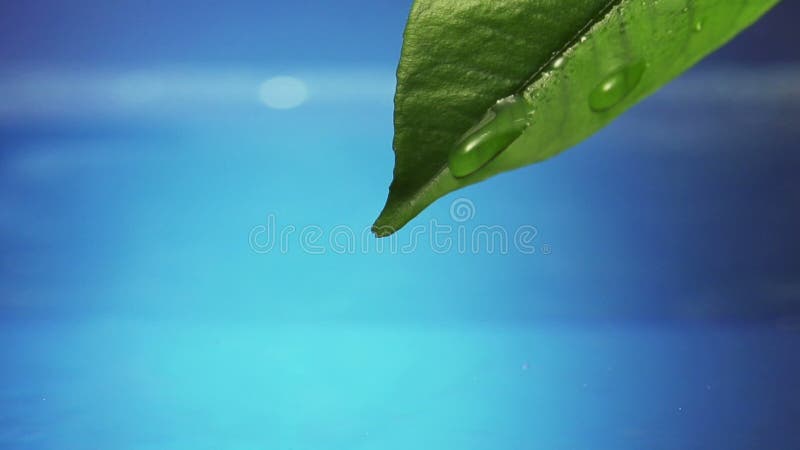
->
(588, 61), (647, 112)
(448, 94), (532, 178)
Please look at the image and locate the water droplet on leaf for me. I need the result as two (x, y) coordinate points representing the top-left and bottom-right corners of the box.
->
(588, 61), (647, 112)
(448, 94), (532, 178)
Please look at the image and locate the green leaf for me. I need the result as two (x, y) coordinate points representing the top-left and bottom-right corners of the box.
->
(372, 0), (780, 236)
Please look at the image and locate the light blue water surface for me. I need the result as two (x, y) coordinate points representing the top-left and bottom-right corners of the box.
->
(2, 318), (800, 450)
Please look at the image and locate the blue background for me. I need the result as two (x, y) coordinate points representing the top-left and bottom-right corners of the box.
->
(1, 1), (799, 449)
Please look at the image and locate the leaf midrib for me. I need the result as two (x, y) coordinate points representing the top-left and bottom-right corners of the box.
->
(515, 0), (621, 93)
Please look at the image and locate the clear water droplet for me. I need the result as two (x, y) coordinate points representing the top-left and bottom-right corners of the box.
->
(588, 61), (647, 112)
(693, 19), (704, 32)
(448, 94), (532, 178)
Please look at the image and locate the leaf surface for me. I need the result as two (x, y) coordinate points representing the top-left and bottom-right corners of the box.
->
(373, 0), (780, 236)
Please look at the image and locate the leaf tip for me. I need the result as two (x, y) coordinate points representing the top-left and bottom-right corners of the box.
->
(371, 204), (401, 237)
(371, 223), (398, 238)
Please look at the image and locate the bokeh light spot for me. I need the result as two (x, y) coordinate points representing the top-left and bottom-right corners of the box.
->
(258, 76), (309, 109)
